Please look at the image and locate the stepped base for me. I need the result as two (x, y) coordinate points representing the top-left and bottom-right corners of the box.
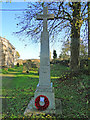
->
(24, 84), (62, 116)
(24, 85), (56, 116)
(24, 97), (62, 116)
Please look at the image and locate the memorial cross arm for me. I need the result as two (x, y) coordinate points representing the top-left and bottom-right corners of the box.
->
(36, 7), (54, 31)
(36, 7), (54, 20)
(36, 14), (54, 20)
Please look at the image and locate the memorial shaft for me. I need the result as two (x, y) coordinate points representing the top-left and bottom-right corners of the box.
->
(36, 7), (54, 88)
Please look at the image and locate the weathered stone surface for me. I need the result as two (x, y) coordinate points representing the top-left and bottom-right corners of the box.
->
(24, 98), (62, 116)
(24, 6), (61, 116)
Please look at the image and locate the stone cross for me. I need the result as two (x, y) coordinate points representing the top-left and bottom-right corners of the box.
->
(24, 6), (56, 115)
(36, 7), (54, 90)
(37, 7), (54, 31)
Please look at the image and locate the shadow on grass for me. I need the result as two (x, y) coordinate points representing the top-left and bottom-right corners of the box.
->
(2, 75), (39, 91)
(6, 71), (39, 76)
(2, 75), (38, 118)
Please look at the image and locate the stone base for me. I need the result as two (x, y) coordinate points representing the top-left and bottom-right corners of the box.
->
(24, 83), (62, 116)
(24, 86), (62, 116)
(24, 87), (56, 116)
(24, 97), (62, 116)
(24, 98), (55, 116)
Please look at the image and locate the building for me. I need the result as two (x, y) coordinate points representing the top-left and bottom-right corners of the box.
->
(0, 36), (19, 68)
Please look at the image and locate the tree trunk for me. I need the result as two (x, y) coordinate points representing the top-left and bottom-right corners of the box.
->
(70, 2), (81, 70)
(88, 2), (90, 73)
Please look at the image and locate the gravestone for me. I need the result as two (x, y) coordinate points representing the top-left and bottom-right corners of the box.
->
(23, 63), (26, 73)
(31, 63), (37, 68)
(24, 6), (56, 116)
(17, 63), (19, 67)
(23, 63), (29, 73)
(26, 60), (32, 70)
(23, 60), (32, 73)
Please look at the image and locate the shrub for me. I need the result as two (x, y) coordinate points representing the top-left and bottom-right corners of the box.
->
(50, 59), (70, 67)
(80, 59), (88, 69)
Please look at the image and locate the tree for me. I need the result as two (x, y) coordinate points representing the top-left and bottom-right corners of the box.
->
(15, 2), (88, 70)
(16, 51), (20, 58)
(59, 38), (88, 60)
(59, 39), (70, 60)
(53, 50), (57, 59)
(80, 39), (88, 59)
(88, 2), (90, 73)
(59, 51), (69, 60)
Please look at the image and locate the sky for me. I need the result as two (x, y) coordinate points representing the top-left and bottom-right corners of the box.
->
(0, 2), (63, 60)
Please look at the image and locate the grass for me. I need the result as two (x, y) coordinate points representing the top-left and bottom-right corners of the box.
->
(1, 64), (89, 119)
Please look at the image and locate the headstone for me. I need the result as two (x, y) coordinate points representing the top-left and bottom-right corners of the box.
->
(23, 60), (32, 73)
(26, 60), (32, 70)
(24, 6), (56, 115)
(17, 63), (19, 67)
(31, 63), (37, 68)
(23, 63), (29, 73)
(23, 63), (26, 73)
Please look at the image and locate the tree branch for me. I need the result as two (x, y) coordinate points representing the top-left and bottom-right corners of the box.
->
(55, 16), (71, 21)
(81, 3), (88, 17)
(62, 5), (72, 20)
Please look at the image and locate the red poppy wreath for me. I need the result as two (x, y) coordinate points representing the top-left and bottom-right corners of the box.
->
(35, 95), (49, 111)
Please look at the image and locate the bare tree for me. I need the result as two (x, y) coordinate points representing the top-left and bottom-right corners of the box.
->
(15, 2), (88, 70)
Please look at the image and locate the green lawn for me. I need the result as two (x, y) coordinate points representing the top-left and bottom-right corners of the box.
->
(1, 64), (89, 119)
